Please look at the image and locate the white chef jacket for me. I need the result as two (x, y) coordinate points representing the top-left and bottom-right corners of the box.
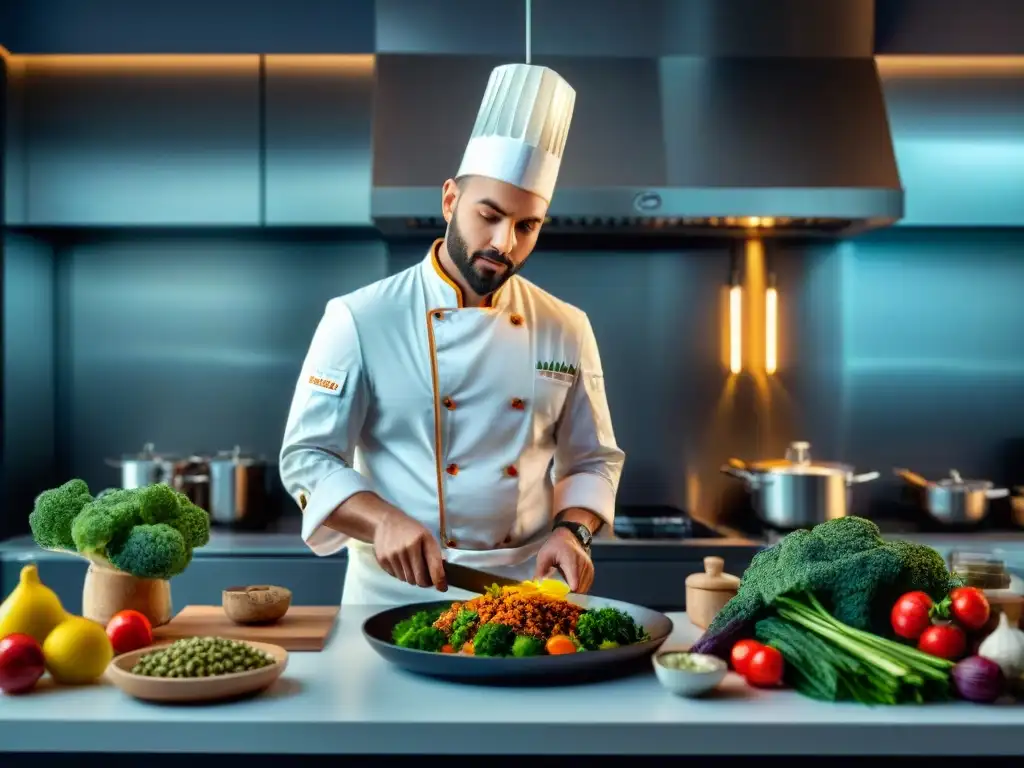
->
(279, 239), (625, 605)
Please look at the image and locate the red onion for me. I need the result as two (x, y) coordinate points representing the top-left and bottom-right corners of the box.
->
(952, 655), (1004, 703)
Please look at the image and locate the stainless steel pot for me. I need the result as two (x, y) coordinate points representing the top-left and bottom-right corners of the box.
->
(895, 468), (1009, 525)
(174, 446), (272, 528)
(721, 441), (880, 529)
(105, 442), (178, 489)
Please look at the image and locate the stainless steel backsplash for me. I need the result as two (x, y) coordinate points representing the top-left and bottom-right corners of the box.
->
(3, 227), (1024, 537)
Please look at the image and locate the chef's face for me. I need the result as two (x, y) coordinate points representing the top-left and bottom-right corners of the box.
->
(441, 176), (547, 296)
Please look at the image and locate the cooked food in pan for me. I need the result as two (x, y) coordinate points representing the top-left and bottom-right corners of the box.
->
(391, 580), (651, 657)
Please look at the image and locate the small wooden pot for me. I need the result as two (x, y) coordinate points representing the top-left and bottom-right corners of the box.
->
(82, 564), (173, 627)
(223, 585), (292, 625)
(685, 556), (741, 631)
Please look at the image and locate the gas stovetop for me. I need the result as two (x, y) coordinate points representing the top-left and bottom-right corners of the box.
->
(611, 500), (1024, 544)
(611, 506), (735, 541)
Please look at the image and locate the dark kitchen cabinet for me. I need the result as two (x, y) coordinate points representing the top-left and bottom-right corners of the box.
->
(262, 55), (374, 227)
(13, 57), (262, 226)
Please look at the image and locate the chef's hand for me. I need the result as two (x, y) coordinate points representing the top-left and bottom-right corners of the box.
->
(533, 527), (594, 593)
(373, 506), (448, 591)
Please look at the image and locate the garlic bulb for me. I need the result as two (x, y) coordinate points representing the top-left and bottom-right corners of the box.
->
(977, 613), (1024, 678)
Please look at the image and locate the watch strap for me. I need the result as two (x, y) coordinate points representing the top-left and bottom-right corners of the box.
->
(553, 520), (592, 551)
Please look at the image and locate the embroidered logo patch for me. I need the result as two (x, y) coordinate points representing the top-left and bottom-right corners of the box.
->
(306, 367), (347, 396)
(536, 359), (577, 384)
(308, 374), (339, 391)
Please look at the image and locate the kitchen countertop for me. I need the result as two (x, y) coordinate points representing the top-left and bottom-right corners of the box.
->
(2, 607), (1023, 756)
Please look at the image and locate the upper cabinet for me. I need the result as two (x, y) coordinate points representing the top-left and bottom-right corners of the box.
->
(12, 57), (262, 226)
(263, 56), (374, 227)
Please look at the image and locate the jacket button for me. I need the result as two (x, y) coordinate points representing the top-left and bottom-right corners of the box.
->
(446, 463), (459, 476)
(442, 396), (456, 410)
(509, 313), (524, 326)
(510, 397), (525, 410)
(504, 465), (518, 477)
(445, 538), (457, 548)
(432, 310), (443, 320)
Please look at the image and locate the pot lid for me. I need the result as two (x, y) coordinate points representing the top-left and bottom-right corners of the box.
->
(112, 442), (179, 462)
(743, 441), (853, 476)
(209, 445), (264, 466)
(934, 469), (993, 492)
(686, 556), (740, 592)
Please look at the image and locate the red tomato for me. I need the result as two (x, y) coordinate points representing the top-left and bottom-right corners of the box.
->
(0, 633), (46, 694)
(890, 591), (934, 640)
(106, 610), (153, 655)
(918, 623), (967, 660)
(745, 645), (785, 687)
(949, 587), (990, 631)
(730, 639), (764, 677)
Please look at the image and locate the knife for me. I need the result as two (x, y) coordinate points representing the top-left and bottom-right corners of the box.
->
(442, 561), (520, 594)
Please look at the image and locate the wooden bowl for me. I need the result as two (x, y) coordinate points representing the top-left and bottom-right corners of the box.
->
(222, 584), (292, 625)
(106, 640), (288, 703)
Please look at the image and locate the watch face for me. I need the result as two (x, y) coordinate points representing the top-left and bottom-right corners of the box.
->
(577, 524), (592, 546)
(567, 522), (591, 547)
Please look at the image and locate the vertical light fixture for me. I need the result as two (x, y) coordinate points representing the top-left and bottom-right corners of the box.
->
(729, 246), (742, 375)
(765, 249), (778, 375)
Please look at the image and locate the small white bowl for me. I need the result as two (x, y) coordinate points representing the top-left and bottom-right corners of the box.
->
(652, 651), (728, 698)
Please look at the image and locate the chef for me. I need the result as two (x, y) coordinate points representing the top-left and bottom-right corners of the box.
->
(279, 62), (625, 605)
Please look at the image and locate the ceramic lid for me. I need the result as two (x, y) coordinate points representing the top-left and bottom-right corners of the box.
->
(686, 556), (741, 592)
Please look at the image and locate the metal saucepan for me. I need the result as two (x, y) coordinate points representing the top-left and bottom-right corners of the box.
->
(721, 441), (880, 529)
(105, 442), (179, 489)
(895, 467), (1009, 525)
(174, 446), (273, 529)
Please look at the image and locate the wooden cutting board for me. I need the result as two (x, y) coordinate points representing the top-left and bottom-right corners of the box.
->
(152, 605), (340, 651)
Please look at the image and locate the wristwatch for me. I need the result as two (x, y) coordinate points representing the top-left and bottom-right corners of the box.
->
(553, 520), (593, 553)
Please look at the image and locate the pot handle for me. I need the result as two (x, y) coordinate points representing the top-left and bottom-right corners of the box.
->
(720, 458), (760, 486)
(985, 488), (1011, 500)
(849, 471), (880, 485)
(894, 467), (930, 487)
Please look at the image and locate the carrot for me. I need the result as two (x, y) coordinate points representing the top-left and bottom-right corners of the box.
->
(441, 644), (455, 654)
(462, 642), (474, 655)
(545, 635), (576, 655)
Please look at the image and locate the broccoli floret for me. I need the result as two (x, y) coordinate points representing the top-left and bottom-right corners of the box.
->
(472, 623), (516, 657)
(449, 609), (479, 651)
(511, 635), (545, 657)
(108, 523), (189, 580)
(396, 626), (447, 652)
(690, 516), (955, 659)
(392, 608), (443, 645)
(29, 479), (94, 551)
(137, 483), (211, 551)
(575, 607), (649, 651)
(68, 483), (210, 579)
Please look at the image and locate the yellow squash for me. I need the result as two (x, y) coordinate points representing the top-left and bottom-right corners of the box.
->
(0, 563), (68, 643)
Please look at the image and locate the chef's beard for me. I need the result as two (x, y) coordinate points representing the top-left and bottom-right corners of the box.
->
(445, 210), (521, 297)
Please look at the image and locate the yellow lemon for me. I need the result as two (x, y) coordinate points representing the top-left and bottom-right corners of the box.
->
(42, 615), (114, 684)
(537, 579), (570, 598)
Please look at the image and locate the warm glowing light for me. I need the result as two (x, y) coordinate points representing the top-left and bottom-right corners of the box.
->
(765, 286), (778, 375)
(729, 285), (742, 374)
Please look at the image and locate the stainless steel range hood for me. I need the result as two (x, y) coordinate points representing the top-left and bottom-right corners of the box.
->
(371, 1), (904, 238)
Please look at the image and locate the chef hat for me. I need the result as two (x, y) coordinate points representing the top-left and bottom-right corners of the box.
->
(456, 63), (576, 203)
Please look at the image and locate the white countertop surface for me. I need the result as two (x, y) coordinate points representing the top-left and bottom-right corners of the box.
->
(2, 607), (1023, 756)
